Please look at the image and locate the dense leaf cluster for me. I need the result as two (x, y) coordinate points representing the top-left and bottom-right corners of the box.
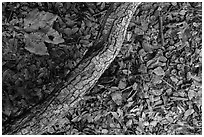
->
(2, 2), (202, 135)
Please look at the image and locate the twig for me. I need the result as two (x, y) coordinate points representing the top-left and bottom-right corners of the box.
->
(162, 78), (177, 91)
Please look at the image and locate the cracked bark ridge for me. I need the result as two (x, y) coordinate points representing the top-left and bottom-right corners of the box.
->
(4, 2), (141, 135)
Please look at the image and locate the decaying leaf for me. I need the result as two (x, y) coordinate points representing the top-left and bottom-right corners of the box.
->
(24, 33), (49, 56)
(153, 67), (165, 76)
(24, 9), (58, 32)
(45, 28), (64, 44)
(111, 91), (122, 105)
(187, 89), (196, 100)
(151, 89), (163, 96)
(184, 108), (194, 119)
(118, 79), (127, 89)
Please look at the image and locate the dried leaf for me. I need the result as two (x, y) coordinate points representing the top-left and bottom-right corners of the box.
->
(64, 28), (72, 36)
(101, 129), (108, 134)
(143, 83), (149, 91)
(117, 108), (123, 117)
(166, 116), (174, 123)
(126, 119), (133, 127)
(45, 28), (64, 44)
(111, 91), (122, 105)
(65, 17), (76, 27)
(179, 9), (186, 16)
(188, 89), (196, 100)
(132, 82), (138, 90)
(152, 75), (162, 84)
(111, 112), (120, 121)
(79, 39), (90, 45)
(24, 33), (49, 56)
(118, 79), (127, 89)
(83, 34), (91, 40)
(153, 67), (165, 76)
(72, 27), (79, 34)
(170, 76), (179, 83)
(184, 108), (194, 118)
(24, 9), (58, 32)
(143, 121), (149, 126)
(126, 31), (132, 41)
(94, 114), (102, 121)
(150, 120), (157, 127)
(158, 56), (167, 62)
(71, 116), (81, 122)
(85, 20), (92, 28)
(142, 40), (153, 53)
(122, 69), (131, 75)
(138, 64), (147, 73)
(3, 98), (13, 116)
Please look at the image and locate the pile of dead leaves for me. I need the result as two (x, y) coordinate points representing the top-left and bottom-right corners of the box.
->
(2, 2), (202, 135)
(2, 2), (113, 127)
(59, 2), (201, 135)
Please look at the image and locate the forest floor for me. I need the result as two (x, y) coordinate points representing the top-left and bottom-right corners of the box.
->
(2, 2), (202, 135)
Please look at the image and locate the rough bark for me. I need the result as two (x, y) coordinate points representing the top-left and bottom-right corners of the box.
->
(4, 2), (140, 135)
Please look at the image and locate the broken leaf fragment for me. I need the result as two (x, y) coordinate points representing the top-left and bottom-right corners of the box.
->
(118, 79), (127, 89)
(45, 28), (64, 44)
(184, 108), (194, 119)
(111, 91), (122, 105)
(153, 67), (165, 76)
(24, 9), (58, 32)
(24, 33), (49, 56)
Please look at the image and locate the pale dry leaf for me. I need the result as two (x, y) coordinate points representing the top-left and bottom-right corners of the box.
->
(111, 91), (122, 105)
(101, 129), (108, 134)
(184, 108), (194, 118)
(45, 28), (64, 44)
(24, 33), (49, 56)
(132, 82), (138, 90)
(118, 79), (127, 89)
(24, 9), (58, 32)
(188, 89), (196, 100)
(111, 112), (120, 121)
(153, 67), (165, 76)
